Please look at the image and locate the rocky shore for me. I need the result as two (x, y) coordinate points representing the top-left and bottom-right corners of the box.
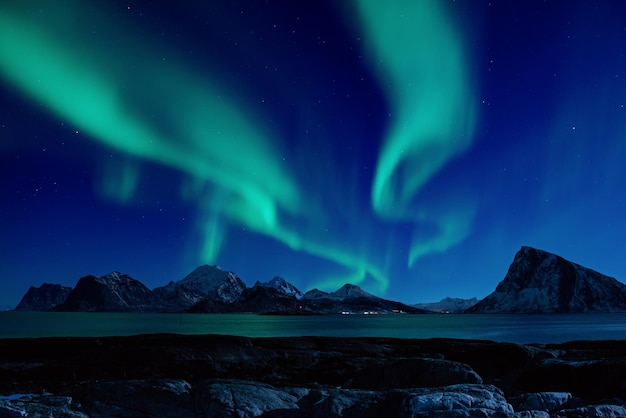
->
(1, 334), (625, 417)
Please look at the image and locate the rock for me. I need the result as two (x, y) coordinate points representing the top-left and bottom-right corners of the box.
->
(77, 379), (194, 417)
(0, 395), (88, 417)
(514, 412), (550, 418)
(310, 388), (390, 418)
(194, 381), (515, 418)
(6, 376), (626, 417)
(3, 335), (626, 416)
(197, 379), (305, 417)
(517, 358), (626, 401)
(514, 392), (572, 412)
(345, 357), (482, 390)
(552, 404), (626, 418)
(398, 384), (514, 417)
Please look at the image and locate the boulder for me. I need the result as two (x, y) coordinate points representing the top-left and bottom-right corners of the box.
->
(194, 381), (515, 418)
(309, 388), (390, 418)
(197, 379), (306, 417)
(518, 358), (626, 401)
(398, 384), (514, 417)
(515, 392), (572, 412)
(77, 379), (194, 417)
(514, 411), (550, 418)
(0, 394), (88, 417)
(345, 357), (482, 390)
(552, 404), (626, 418)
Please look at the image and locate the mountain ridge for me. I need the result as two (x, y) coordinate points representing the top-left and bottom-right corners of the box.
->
(15, 246), (626, 314)
(16, 265), (423, 314)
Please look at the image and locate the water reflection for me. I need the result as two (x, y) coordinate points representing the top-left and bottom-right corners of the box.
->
(2, 312), (626, 344)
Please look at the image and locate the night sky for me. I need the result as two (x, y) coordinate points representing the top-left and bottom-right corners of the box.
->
(2, 1), (626, 309)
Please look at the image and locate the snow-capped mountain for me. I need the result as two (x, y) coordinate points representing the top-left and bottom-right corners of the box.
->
(55, 272), (155, 312)
(467, 246), (626, 313)
(14, 283), (72, 311)
(153, 265), (246, 311)
(413, 297), (479, 313)
(261, 276), (303, 299)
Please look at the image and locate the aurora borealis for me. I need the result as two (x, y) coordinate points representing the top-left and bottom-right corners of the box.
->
(2, 1), (626, 308)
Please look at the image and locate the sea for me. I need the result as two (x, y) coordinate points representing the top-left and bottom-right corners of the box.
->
(2, 312), (626, 344)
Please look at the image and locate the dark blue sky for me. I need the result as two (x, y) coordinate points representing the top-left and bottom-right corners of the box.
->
(2, 0), (626, 308)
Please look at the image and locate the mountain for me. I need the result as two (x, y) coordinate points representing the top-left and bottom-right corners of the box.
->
(467, 246), (626, 313)
(303, 283), (428, 314)
(413, 297), (479, 313)
(190, 282), (425, 314)
(302, 284), (377, 301)
(14, 283), (72, 311)
(190, 282), (308, 314)
(261, 276), (303, 299)
(332, 283), (377, 299)
(16, 267), (426, 315)
(153, 265), (246, 311)
(302, 288), (331, 299)
(54, 272), (155, 312)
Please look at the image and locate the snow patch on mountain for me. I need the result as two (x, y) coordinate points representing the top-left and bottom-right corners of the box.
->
(261, 276), (303, 299)
(154, 265), (246, 310)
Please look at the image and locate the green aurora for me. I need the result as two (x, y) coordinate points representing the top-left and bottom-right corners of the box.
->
(0, 0), (475, 294)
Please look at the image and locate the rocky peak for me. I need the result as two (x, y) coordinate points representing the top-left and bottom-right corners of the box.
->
(301, 288), (330, 300)
(262, 276), (303, 299)
(14, 283), (72, 311)
(332, 284), (376, 299)
(468, 246), (626, 313)
(54, 273), (154, 312)
(154, 265), (246, 309)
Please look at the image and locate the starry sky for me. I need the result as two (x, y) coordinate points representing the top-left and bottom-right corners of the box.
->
(2, 0), (626, 309)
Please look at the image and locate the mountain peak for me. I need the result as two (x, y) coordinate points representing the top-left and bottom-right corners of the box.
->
(301, 288), (330, 300)
(263, 276), (303, 299)
(55, 273), (154, 312)
(468, 246), (626, 313)
(14, 283), (72, 311)
(332, 284), (376, 299)
(153, 264), (246, 310)
(180, 265), (229, 283)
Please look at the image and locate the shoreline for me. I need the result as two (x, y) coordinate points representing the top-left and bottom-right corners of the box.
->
(1, 334), (626, 416)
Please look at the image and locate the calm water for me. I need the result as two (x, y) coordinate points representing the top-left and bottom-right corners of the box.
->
(2, 312), (626, 344)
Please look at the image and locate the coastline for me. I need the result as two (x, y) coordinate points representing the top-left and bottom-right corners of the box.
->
(1, 333), (625, 416)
